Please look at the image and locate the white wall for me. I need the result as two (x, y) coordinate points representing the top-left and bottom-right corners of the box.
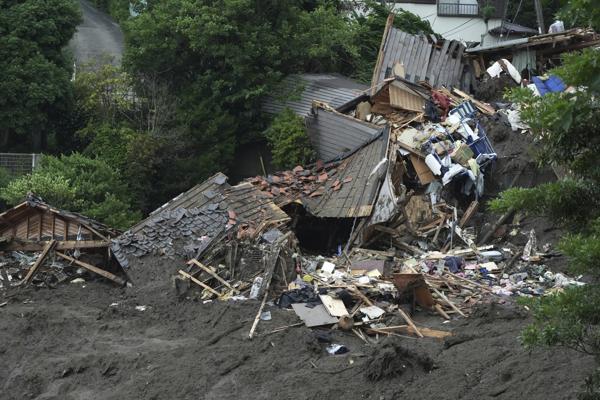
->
(391, 4), (502, 43)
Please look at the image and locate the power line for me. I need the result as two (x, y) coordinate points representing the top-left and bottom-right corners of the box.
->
(441, 18), (475, 35)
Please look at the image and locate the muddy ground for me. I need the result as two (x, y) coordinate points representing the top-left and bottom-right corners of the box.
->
(0, 271), (594, 400)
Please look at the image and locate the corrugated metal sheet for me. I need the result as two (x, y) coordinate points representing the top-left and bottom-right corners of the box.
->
(262, 74), (368, 117)
(389, 79), (427, 112)
(304, 129), (390, 218)
(305, 106), (385, 162)
(372, 25), (469, 91)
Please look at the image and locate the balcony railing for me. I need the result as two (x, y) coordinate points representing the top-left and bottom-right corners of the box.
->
(437, 2), (480, 16)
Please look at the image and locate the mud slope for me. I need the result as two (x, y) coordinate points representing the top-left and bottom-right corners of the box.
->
(0, 282), (593, 400)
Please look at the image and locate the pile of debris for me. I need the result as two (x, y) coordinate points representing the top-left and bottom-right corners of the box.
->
(1, 13), (590, 346)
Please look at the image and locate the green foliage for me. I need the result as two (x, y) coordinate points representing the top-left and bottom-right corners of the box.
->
(0, 0), (81, 151)
(265, 109), (315, 169)
(489, 179), (600, 226)
(521, 286), (600, 355)
(496, 4), (600, 393)
(0, 168), (13, 190)
(0, 154), (140, 229)
(90, 0), (131, 22)
(505, 0), (561, 31)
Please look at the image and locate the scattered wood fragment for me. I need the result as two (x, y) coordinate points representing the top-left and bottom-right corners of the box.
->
(435, 303), (451, 320)
(248, 288), (270, 339)
(397, 308), (424, 338)
(459, 200), (479, 228)
(260, 322), (304, 336)
(432, 288), (466, 317)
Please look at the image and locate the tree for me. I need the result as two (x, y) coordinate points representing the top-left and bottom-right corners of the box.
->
(0, 154), (140, 230)
(0, 0), (81, 151)
(265, 108), (315, 170)
(490, 1), (600, 396)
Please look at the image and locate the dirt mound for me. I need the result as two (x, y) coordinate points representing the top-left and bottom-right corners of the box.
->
(475, 74), (518, 103)
(366, 340), (434, 381)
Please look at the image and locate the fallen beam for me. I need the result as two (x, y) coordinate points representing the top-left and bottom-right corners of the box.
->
(21, 240), (57, 285)
(56, 251), (126, 286)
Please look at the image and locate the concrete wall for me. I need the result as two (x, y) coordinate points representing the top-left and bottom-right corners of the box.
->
(391, 3), (502, 43)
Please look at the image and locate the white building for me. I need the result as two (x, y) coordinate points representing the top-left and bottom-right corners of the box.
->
(390, 0), (507, 44)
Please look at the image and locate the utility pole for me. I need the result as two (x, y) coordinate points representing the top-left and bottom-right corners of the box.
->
(533, 0), (545, 33)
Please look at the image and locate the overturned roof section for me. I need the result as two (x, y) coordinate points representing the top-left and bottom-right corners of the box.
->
(0, 193), (118, 247)
(372, 14), (470, 91)
(262, 74), (369, 117)
(305, 105), (385, 162)
(467, 28), (600, 53)
(249, 129), (389, 219)
(489, 21), (538, 36)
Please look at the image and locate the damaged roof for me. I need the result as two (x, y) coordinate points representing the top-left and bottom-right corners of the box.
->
(249, 128), (389, 219)
(372, 15), (470, 91)
(306, 104), (386, 162)
(113, 173), (290, 265)
(0, 193), (119, 242)
(262, 74), (369, 117)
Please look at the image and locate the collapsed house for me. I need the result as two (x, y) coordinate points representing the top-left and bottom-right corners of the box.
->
(0, 194), (126, 287)
(1, 13), (588, 341)
(112, 173), (297, 299)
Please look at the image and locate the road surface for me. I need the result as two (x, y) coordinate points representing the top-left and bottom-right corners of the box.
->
(69, 0), (124, 66)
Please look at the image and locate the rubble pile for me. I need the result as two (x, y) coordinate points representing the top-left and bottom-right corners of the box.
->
(1, 14), (592, 349)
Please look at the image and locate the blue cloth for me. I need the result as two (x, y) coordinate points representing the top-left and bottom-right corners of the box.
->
(532, 75), (566, 96)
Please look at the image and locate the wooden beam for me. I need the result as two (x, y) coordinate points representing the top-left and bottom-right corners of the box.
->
(398, 308), (424, 338)
(178, 270), (221, 297)
(56, 251), (126, 286)
(21, 240), (57, 284)
(433, 288), (466, 317)
(1, 240), (110, 252)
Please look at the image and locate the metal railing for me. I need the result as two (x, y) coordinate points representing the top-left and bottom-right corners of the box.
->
(437, 2), (479, 16)
(0, 153), (42, 176)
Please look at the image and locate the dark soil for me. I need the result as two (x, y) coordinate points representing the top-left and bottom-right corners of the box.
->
(0, 275), (593, 400)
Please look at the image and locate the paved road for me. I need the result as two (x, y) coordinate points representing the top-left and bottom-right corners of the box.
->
(69, 0), (124, 66)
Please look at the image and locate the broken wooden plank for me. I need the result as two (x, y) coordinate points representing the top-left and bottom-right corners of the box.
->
(433, 288), (466, 317)
(435, 303), (451, 320)
(188, 259), (236, 291)
(249, 288), (270, 339)
(397, 308), (424, 338)
(21, 239), (57, 284)
(56, 251), (126, 286)
(459, 200), (479, 228)
(178, 270), (221, 297)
